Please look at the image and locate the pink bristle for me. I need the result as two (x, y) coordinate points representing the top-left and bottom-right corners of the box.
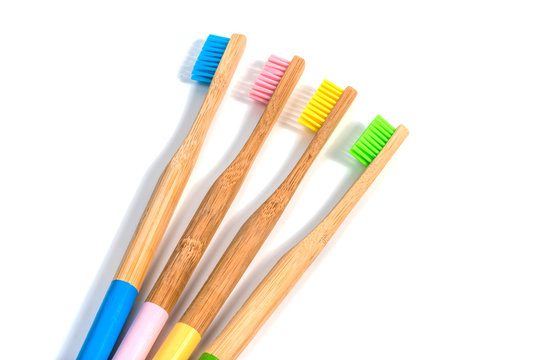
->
(249, 55), (291, 104)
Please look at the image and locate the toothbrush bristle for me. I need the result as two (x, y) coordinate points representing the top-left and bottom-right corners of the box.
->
(350, 115), (396, 166)
(191, 34), (230, 83)
(298, 80), (344, 132)
(249, 55), (291, 104)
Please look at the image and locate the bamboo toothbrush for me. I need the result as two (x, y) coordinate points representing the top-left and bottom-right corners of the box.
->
(153, 81), (357, 360)
(199, 116), (409, 360)
(76, 34), (246, 360)
(111, 55), (305, 360)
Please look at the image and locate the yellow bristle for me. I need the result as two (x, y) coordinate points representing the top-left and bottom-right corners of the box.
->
(298, 80), (344, 132)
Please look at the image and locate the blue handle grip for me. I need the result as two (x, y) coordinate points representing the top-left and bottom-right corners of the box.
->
(76, 279), (138, 360)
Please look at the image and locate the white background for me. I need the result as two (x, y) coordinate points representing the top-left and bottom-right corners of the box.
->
(1, 1), (538, 359)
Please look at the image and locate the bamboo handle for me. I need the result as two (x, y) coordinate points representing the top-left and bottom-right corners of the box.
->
(180, 87), (358, 334)
(114, 34), (246, 290)
(146, 57), (306, 313)
(205, 125), (409, 360)
(205, 243), (313, 360)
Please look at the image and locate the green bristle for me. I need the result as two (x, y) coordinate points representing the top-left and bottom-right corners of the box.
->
(199, 353), (219, 360)
(349, 115), (396, 166)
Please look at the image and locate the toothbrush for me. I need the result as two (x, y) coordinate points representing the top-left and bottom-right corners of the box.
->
(153, 81), (357, 360)
(76, 33), (246, 360)
(199, 116), (409, 360)
(111, 55), (306, 360)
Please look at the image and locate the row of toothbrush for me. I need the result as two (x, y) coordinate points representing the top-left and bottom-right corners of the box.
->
(76, 33), (409, 360)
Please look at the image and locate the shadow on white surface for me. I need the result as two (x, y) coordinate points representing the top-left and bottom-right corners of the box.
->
(231, 60), (265, 103)
(56, 81), (211, 359)
(327, 121), (367, 167)
(279, 84), (317, 133)
(178, 39), (205, 83)
(194, 121), (368, 357)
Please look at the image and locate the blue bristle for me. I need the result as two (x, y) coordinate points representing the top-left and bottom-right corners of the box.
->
(191, 34), (230, 83)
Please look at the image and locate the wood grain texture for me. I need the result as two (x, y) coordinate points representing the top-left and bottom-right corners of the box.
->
(114, 34), (247, 290)
(205, 125), (409, 360)
(146, 56), (306, 312)
(179, 87), (358, 334)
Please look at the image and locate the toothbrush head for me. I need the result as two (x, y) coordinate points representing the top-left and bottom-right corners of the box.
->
(191, 34), (231, 83)
(350, 115), (396, 166)
(249, 55), (291, 104)
(298, 80), (344, 132)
